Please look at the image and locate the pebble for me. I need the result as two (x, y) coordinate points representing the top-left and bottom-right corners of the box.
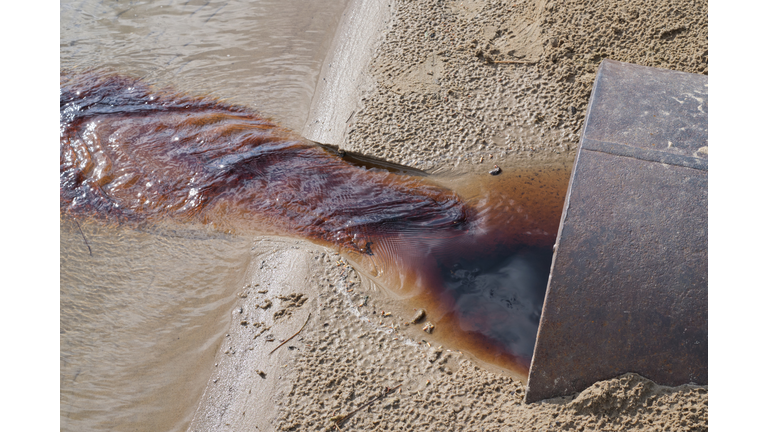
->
(411, 309), (427, 324)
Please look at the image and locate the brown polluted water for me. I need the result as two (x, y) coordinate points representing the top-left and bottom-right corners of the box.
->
(389, 166), (570, 377)
(61, 70), (569, 378)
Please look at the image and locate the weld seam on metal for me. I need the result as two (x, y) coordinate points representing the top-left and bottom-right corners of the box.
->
(581, 138), (708, 171)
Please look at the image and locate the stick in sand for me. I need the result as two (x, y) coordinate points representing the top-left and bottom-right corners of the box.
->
(330, 384), (403, 428)
(492, 60), (538, 65)
(269, 312), (311, 355)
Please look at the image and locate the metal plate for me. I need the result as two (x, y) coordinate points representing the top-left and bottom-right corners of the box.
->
(525, 60), (707, 403)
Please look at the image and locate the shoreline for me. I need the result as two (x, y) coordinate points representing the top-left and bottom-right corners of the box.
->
(191, 0), (708, 430)
(302, 0), (394, 144)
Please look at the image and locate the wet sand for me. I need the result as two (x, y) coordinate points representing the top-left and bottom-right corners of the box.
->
(191, 0), (708, 431)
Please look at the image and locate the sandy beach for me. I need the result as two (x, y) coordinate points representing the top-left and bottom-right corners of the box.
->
(187, 0), (708, 431)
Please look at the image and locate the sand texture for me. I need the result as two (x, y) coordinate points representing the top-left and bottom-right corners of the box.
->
(271, 257), (708, 431)
(343, 0), (708, 171)
(190, 244), (707, 431)
(190, 0), (708, 430)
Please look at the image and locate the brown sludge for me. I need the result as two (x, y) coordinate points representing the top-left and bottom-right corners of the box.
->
(59, 70), (470, 255)
(60, 70), (566, 377)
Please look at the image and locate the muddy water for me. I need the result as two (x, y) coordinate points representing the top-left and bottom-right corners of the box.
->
(61, 0), (573, 423)
(342, 163), (572, 378)
(60, 220), (250, 431)
(425, 164), (571, 376)
(61, 0), (351, 132)
(61, 66), (572, 395)
(60, 0), (350, 430)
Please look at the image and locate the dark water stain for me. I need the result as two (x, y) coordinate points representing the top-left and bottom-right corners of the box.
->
(60, 70), (569, 377)
(374, 166), (570, 376)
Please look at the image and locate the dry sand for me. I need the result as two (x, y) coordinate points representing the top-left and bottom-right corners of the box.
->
(190, 0), (708, 431)
(343, 0), (707, 170)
